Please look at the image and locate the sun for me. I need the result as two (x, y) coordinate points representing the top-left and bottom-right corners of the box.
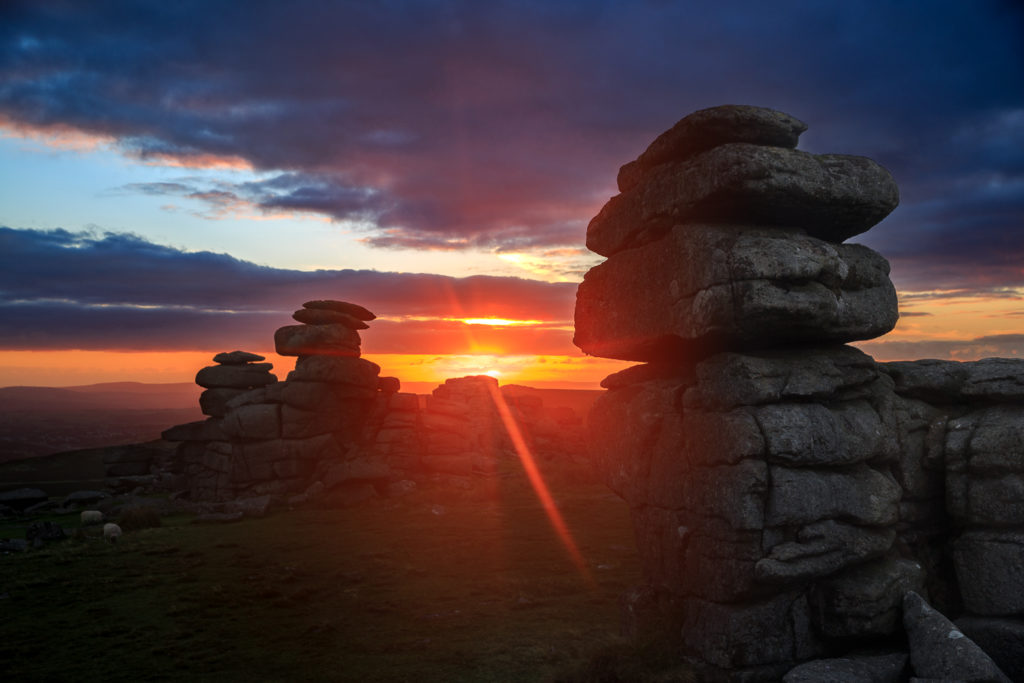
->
(484, 369), (501, 378)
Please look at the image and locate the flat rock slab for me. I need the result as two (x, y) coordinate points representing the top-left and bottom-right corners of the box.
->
(302, 300), (375, 321)
(195, 363), (277, 389)
(287, 355), (381, 387)
(903, 591), (1011, 682)
(617, 105), (807, 193)
(953, 531), (1024, 616)
(212, 350), (265, 365)
(274, 323), (361, 357)
(291, 308), (369, 328)
(575, 225), (897, 361)
(587, 143), (899, 257)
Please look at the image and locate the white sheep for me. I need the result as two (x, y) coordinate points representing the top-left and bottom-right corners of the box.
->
(103, 523), (122, 543)
(80, 510), (104, 526)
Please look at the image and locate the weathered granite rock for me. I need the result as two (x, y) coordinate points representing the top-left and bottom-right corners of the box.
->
(199, 388), (247, 417)
(575, 224), (897, 361)
(287, 356), (380, 386)
(956, 616), (1024, 683)
(904, 591), (1011, 682)
(884, 358), (1024, 403)
(809, 556), (925, 638)
(953, 531), (1024, 616)
(220, 404), (282, 441)
(302, 300), (376, 321)
(25, 521), (66, 544)
(212, 350), (265, 365)
(587, 143), (899, 257)
(681, 591), (824, 669)
(617, 105), (808, 193)
(292, 308), (369, 328)
(195, 363), (277, 389)
(783, 653), (908, 683)
(274, 323), (361, 357)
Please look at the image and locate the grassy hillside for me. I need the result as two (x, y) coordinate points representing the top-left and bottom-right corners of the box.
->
(0, 462), (688, 682)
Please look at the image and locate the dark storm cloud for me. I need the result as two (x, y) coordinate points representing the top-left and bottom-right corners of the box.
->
(0, 1), (1022, 282)
(0, 227), (576, 350)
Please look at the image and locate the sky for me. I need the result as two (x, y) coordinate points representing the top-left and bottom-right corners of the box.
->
(0, 0), (1022, 388)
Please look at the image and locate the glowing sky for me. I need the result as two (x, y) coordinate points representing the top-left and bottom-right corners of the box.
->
(0, 1), (1022, 388)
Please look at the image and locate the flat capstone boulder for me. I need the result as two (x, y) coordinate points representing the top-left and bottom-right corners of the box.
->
(302, 300), (376, 321)
(212, 350), (266, 365)
(195, 363), (277, 389)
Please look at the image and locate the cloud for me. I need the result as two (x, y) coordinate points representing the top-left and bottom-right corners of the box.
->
(1, 0), (1020, 275)
(0, 226), (577, 350)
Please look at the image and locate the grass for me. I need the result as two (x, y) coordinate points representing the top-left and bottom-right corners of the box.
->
(0, 460), (674, 682)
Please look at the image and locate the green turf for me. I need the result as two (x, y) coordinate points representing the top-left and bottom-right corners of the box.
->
(0, 461), (686, 682)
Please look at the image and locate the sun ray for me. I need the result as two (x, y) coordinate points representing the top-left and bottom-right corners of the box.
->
(484, 380), (596, 588)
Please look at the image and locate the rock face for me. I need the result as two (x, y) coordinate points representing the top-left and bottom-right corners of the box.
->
(576, 105), (1024, 680)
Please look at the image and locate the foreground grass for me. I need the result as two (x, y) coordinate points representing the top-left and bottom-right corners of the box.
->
(0, 463), (649, 682)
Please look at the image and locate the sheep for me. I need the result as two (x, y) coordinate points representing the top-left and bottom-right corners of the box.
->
(80, 510), (104, 526)
(102, 523), (122, 543)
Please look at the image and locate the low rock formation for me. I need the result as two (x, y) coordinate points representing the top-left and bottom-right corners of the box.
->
(576, 105), (1023, 680)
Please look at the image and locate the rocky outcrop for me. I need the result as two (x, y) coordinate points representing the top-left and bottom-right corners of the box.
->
(576, 105), (1023, 680)
(163, 302), (391, 503)
(164, 303), (586, 504)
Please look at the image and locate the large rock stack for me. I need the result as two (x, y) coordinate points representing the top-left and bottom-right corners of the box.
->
(576, 105), (912, 678)
(164, 300), (401, 503)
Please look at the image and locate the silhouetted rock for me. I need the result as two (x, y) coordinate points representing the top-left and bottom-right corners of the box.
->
(212, 350), (265, 365)
(287, 356), (380, 386)
(302, 299), (376, 321)
(292, 308), (369, 328)
(195, 363), (277, 389)
(274, 323), (361, 357)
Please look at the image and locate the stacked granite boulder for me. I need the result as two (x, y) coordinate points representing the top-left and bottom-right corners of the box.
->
(885, 359), (1024, 681)
(420, 376), (508, 477)
(164, 301), (404, 504)
(578, 105), (1024, 679)
(577, 105), (911, 678)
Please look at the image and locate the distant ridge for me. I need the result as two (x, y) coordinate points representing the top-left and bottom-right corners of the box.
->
(0, 382), (201, 412)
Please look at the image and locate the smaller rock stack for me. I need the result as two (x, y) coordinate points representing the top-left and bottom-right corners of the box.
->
(196, 351), (277, 417)
(164, 300), (399, 503)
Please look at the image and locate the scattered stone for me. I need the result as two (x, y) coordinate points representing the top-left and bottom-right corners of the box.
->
(25, 521), (66, 544)
(0, 539), (27, 552)
(0, 488), (48, 511)
(903, 591), (1011, 682)
(62, 490), (110, 507)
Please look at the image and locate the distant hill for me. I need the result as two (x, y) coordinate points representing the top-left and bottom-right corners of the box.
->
(0, 382), (201, 412)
